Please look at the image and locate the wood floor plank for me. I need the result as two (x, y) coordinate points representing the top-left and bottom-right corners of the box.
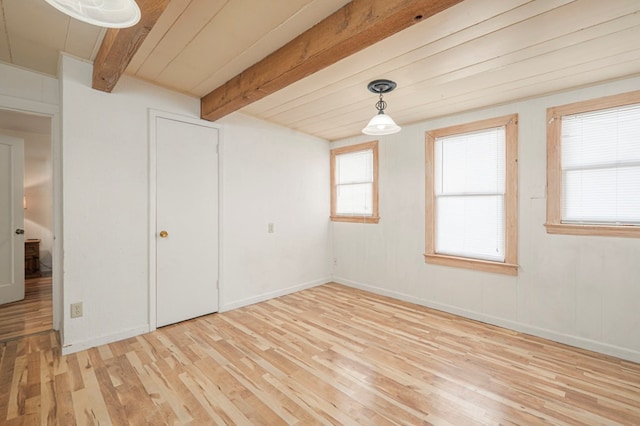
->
(181, 361), (253, 425)
(6, 352), (27, 420)
(53, 372), (76, 425)
(92, 350), (129, 425)
(0, 341), (17, 421)
(39, 349), (56, 425)
(0, 277), (53, 343)
(1, 283), (640, 424)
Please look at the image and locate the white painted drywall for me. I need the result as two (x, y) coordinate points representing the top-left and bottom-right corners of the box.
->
(23, 131), (53, 273)
(59, 55), (331, 353)
(331, 76), (640, 363)
(217, 113), (331, 310)
(0, 62), (58, 106)
(60, 55), (201, 351)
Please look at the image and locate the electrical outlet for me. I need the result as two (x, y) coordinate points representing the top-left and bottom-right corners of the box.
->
(71, 302), (83, 318)
(268, 223), (274, 233)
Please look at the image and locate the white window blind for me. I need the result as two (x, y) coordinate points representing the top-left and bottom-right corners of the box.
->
(561, 104), (640, 225)
(335, 149), (373, 215)
(435, 127), (506, 262)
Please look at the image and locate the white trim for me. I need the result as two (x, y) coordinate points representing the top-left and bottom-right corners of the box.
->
(333, 276), (640, 364)
(148, 110), (157, 331)
(147, 109), (222, 332)
(0, 97), (62, 339)
(217, 127), (225, 311)
(0, 95), (57, 114)
(61, 325), (149, 355)
(221, 277), (330, 312)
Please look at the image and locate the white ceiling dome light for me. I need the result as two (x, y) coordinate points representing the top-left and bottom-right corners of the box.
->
(362, 79), (401, 136)
(43, 0), (141, 28)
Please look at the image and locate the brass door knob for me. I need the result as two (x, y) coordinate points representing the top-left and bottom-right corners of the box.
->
(159, 230), (169, 238)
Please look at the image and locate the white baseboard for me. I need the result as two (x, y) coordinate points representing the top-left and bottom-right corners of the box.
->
(61, 325), (149, 355)
(220, 277), (330, 312)
(333, 276), (640, 364)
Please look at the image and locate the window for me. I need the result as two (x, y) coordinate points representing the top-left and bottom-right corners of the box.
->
(546, 91), (640, 238)
(425, 115), (518, 275)
(330, 141), (379, 223)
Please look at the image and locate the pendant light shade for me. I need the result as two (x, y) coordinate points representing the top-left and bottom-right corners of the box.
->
(362, 79), (401, 136)
(43, 0), (141, 28)
(362, 112), (401, 136)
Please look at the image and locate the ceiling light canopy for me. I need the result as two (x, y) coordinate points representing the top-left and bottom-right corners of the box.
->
(43, 0), (141, 28)
(362, 79), (401, 136)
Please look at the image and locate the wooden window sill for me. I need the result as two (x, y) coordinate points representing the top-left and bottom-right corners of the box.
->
(544, 223), (640, 238)
(424, 253), (518, 276)
(331, 216), (380, 224)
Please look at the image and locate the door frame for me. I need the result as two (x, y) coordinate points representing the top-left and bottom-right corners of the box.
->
(148, 109), (223, 332)
(0, 96), (62, 336)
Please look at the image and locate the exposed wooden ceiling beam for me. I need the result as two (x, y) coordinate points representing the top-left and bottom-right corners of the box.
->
(201, 0), (464, 122)
(92, 0), (170, 92)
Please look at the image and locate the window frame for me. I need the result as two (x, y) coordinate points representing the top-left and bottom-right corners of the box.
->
(546, 90), (640, 238)
(330, 141), (380, 224)
(425, 114), (519, 275)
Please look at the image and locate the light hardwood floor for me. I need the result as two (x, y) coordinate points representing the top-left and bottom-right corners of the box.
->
(0, 277), (52, 343)
(1, 283), (639, 425)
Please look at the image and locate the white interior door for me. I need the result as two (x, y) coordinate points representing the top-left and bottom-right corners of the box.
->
(0, 134), (25, 305)
(156, 117), (219, 327)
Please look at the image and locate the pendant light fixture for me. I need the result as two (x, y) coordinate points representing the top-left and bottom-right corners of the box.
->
(362, 79), (401, 136)
(43, 0), (141, 28)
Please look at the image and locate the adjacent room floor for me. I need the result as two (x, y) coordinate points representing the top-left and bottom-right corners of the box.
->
(0, 276), (52, 343)
(1, 283), (639, 424)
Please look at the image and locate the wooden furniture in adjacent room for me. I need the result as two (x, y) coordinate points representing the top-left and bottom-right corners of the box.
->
(24, 239), (41, 278)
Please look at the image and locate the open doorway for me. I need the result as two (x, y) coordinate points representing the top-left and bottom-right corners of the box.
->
(0, 109), (54, 342)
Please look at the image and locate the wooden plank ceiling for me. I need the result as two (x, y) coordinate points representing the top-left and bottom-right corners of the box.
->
(0, 0), (104, 76)
(92, 0), (171, 92)
(199, 0), (465, 122)
(3, 0), (640, 141)
(125, 0), (640, 140)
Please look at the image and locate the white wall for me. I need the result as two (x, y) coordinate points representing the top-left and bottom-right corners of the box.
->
(218, 113), (331, 310)
(331, 76), (640, 363)
(0, 128), (54, 273)
(23, 131), (53, 270)
(0, 62), (58, 106)
(24, 132), (53, 273)
(60, 55), (199, 352)
(60, 55), (331, 353)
